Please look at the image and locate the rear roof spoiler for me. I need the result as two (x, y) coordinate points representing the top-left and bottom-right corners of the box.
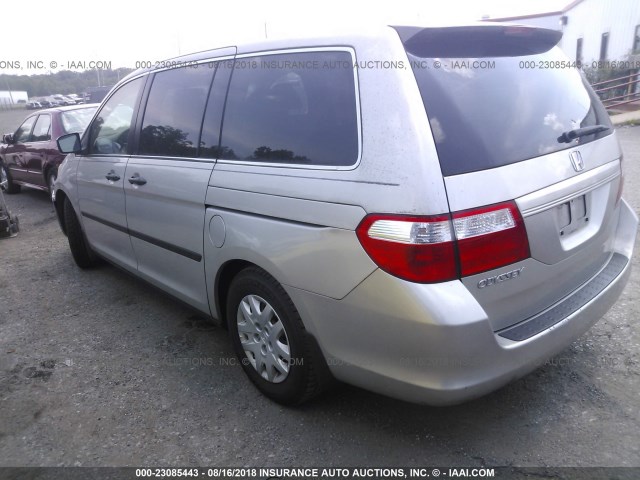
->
(393, 25), (563, 58)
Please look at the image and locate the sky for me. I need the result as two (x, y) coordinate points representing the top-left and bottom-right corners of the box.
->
(0, 0), (569, 75)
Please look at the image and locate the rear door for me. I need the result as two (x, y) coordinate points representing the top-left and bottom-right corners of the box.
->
(76, 76), (146, 272)
(124, 54), (233, 313)
(400, 26), (623, 331)
(4, 115), (37, 183)
(25, 113), (53, 186)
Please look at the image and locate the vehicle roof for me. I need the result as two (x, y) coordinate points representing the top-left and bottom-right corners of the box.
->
(120, 21), (550, 83)
(34, 103), (100, 114)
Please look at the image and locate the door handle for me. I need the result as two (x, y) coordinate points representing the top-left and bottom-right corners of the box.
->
(105, 171), (120, 182)
(128, 173), (147, 186)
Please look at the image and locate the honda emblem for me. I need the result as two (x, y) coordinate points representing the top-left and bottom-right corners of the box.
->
(570, 151), (584, 172)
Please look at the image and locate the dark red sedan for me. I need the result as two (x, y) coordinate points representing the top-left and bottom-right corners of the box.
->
(0, 104), (98, 201)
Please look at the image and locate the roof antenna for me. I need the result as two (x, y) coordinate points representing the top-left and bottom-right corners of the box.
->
(264, 22), (268, 39)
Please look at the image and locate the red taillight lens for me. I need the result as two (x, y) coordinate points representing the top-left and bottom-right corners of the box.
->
(356, 201), (530, 283)
(453, 202), (530, 277)
(355, 214), (457, 283)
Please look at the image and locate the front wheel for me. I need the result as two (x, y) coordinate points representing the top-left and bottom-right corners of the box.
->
(63, 197), (99, 268)
(227, 267), (329, 405)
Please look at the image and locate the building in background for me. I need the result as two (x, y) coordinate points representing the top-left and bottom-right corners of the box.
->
(0, 90), (28, 108)
(485, 0), (640, 65)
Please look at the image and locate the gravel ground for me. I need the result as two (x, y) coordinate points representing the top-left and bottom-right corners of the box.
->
(0, 119), (639, 470)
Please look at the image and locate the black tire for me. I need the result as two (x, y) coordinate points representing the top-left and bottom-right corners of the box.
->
(227, 267), (330, 405)
(63, 197), (99, 268)
(1, 163), (21, 194)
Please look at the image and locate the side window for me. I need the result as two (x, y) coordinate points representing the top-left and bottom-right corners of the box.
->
(13, 116), (37, 143)
(575, 38), (583, 65)
(200, 61), (233, 159)
(139, 66), (214, 158)
(219, 51), (359, 166)
(599, 32), (609, 62)
(31, 115), (51, 142)
(89, 77), (144, 155)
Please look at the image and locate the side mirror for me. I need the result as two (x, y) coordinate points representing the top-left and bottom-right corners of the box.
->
(2, 133), (13, 144)
(57, 133), (82, 154)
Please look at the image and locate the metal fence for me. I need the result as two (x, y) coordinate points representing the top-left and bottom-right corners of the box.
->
(592, 71), (640, 111)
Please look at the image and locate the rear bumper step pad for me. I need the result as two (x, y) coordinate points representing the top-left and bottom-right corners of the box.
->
(498, 253), (628, 341)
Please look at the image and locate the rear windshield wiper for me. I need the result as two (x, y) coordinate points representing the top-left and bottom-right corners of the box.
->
(557, 125), (610, 143)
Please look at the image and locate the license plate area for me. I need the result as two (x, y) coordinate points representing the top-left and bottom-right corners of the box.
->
(558, 194), (588, 237)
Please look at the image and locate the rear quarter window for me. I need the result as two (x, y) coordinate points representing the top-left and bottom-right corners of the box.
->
(219, 50), (360, 167)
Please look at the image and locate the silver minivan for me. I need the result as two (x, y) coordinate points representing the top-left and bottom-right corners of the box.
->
(54, 24), (638, 405)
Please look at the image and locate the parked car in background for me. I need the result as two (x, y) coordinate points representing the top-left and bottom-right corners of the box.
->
(26, 101), (42, 110)
(86, 86), (111, 104)
(53, 24), (637, 406)
(1, 104), (98, 201)
(52, 95), (75, 106)
(68, 94), (84, 104)
(38, 99), (55, 108)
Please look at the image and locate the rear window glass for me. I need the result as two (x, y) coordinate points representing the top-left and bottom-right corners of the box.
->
(219, 51), (359, 166)
(61, 107), (98, 134)
(408, 47), (612, 176)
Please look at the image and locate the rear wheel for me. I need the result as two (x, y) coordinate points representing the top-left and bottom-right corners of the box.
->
(47, 170), (57, 202)
(63, 197), (99, 268)
(227, 267), (328, 405)
(0, 163), (21, 194)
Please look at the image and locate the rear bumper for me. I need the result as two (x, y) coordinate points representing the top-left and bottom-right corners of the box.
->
(287, 199), (638, 405)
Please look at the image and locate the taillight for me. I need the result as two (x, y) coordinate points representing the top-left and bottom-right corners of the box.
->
(453, 202), (529, 276)
(355, 214), (457, 283)
(356, 201), (530, 283)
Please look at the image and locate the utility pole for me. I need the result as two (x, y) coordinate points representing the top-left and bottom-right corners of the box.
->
(4, 78), (14, 107)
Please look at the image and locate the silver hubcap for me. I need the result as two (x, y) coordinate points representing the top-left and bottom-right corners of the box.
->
(237, 294), (291, 383)
(49, 174), (56, 202)
(0, 167), (7, 190)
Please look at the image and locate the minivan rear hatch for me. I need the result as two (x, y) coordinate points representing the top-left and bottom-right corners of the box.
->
(397, 25), (623, 332)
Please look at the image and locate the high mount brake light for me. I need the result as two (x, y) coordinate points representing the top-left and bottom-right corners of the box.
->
(356, 202), (530, 283)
